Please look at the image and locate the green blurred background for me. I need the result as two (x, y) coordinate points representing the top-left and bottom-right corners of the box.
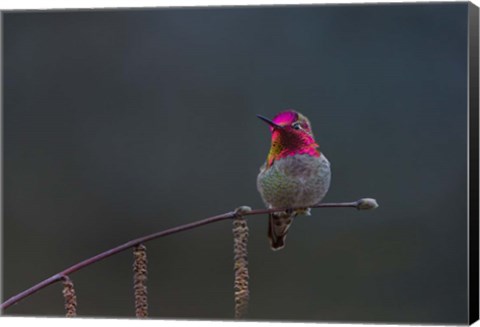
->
(3, 3), (469, 324)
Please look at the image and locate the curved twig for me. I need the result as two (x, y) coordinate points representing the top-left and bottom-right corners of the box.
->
(1, 198), (378, 311)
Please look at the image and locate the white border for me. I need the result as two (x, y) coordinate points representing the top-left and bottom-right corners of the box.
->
(0, 316), (466, 327)
(0, 1), (477, 327)
(0, 0), (478, 10)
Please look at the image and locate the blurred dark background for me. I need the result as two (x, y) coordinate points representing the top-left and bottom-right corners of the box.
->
(2, 3), (469, 324)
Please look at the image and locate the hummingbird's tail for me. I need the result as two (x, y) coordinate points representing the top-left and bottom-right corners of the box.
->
(268, 211), (296, 251)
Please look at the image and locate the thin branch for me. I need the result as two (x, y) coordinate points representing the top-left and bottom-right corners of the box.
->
(1, 198), (377, 311)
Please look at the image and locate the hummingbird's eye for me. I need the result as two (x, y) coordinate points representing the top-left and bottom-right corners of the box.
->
(292, 122), (301, 130)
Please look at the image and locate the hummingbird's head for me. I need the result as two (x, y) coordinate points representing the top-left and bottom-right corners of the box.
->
(257, 110), (314, 136)
(257, 110), (320, 167)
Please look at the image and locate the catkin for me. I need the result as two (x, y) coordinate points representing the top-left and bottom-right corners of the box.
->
(133, 243), (148, 318)
(62, 276), (77, 317)
(233, 206), (250, 319)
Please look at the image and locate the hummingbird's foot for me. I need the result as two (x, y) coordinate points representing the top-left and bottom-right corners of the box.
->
(295, 208), (311, 216)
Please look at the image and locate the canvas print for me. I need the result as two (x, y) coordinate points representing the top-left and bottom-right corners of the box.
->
(1, 2), (478, 325)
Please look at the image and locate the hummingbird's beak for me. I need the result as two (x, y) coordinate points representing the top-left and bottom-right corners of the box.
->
(256, 114), (284, 130)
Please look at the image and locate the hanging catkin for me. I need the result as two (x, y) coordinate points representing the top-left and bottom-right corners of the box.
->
(133, 243), (148, 318)
(232, 206), (251, 319)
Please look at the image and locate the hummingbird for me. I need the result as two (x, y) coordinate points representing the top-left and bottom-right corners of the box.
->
(256, 110), (331, 251)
